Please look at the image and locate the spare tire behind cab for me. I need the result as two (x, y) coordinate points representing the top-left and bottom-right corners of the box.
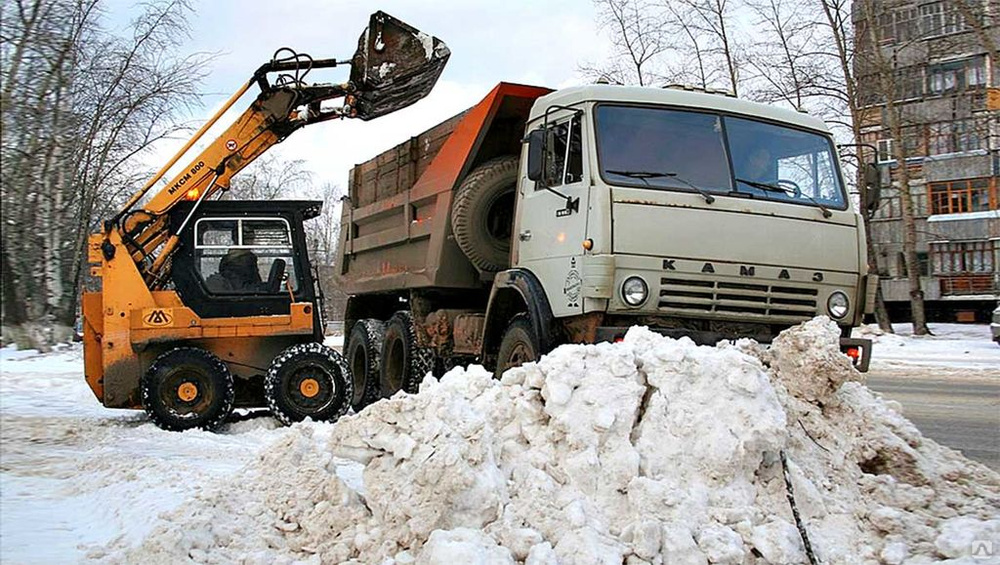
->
(451, 155), (519, 272)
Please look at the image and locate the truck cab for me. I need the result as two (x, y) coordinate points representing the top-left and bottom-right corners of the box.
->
(508, 86), (874, 359)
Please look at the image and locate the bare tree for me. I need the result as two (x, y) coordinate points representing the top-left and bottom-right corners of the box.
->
(303, 182), (343, 269)
(816, 0), (894, 331)
(226, 154), (313, 200)
(674, 0), (744, 95)
(743, 0), (824, 107)
(581, 0), (672, 86)
(856, 0), (931, 335)
(585, 0), (747, 94)
(1, 0), (206, 348)
(954, 0), (999, 65)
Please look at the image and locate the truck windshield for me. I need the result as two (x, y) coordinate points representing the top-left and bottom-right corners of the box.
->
(595, 105), (847, 210)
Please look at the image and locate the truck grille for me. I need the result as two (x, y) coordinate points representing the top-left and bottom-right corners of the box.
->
(658, 277), (818, 321)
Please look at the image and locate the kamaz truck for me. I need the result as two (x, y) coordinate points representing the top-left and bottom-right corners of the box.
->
(336, 83), (878, 409)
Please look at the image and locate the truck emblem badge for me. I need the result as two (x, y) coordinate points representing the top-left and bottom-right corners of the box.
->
(143, 309), (173, 327)
(812, 272), (824, 282)
(556, 208), (572, 218)
(225, 139), (237, 151)
(702, 263), (715, 273)
(779, 269), (791, 279)
(564, 261), (582, 307)
(740, 265), (755, 277)
(663, 259), (676, 270)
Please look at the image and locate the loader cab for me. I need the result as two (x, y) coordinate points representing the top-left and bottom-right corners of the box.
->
(169, 200), (322, 324)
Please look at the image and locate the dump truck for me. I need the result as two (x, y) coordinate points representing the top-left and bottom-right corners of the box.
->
(80, 12), (449, 431)
(337, 83), (880, 407)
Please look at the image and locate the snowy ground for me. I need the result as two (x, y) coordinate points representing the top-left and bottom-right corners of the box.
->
(856, 322), (1000, 372)
(0, 322), (997, 563)
(0, 339), (356, 564)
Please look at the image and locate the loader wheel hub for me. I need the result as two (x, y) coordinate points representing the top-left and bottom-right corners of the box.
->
(299, 378), (320, 398)
(177, 382), (199, 402)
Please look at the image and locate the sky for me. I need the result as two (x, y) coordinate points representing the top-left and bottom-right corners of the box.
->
(105, 0), (613, 192)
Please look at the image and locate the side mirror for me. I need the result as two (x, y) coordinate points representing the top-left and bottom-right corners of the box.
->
(863, 162), (881, 212)
(526, 128), (545, 182)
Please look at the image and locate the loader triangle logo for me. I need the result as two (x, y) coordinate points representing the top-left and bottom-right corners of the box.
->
(143, 309), (173, 327)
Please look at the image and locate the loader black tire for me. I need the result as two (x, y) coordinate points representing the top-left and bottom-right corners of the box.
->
(494, 314), (539, 379)
(265, 342), (352, 426)
(451, 155), (519, 271)
(380, 311), (434, 397)
(345, 318), (385, 411)
(141, 347), (235, 432)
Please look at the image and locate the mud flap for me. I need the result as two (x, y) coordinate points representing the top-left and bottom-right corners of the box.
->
(840, 337), (872, 372)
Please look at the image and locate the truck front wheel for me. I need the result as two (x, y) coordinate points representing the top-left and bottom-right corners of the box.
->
(495, 314), (539, 378)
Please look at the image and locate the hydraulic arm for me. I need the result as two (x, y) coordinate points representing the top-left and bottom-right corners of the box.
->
(104, 11), (449, 288)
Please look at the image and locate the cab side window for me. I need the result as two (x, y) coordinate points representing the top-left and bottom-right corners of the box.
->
(194, 218), (298, 295)
(544, 115), (583, 188)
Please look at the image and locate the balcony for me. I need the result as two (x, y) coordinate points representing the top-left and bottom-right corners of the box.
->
(940, 273), (1000, 296)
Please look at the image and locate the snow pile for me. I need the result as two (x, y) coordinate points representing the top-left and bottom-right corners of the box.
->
(104, 318), (1000, 564)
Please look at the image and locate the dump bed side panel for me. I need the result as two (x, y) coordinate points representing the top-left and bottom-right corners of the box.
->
(349, 112), (467, 208)
(336, 83), (552, 295)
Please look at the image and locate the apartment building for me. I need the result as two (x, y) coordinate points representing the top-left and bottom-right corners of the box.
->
(855, 0), (999, 321)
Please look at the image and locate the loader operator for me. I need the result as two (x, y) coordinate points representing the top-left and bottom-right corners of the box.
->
(207, 248), (262, 293)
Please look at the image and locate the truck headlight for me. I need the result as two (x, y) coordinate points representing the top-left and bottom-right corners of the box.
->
(827, 291), (849, 319)
(622, 276), (648, 307)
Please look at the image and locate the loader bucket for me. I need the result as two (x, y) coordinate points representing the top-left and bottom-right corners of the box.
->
(349, 11), (450, 120)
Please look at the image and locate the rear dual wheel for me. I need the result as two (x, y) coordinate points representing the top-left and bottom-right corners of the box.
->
(380, 311), (434, 397)
(345, 319), (385, 411)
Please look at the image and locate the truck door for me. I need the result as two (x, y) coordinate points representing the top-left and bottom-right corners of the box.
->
(514, 112), (590, 317)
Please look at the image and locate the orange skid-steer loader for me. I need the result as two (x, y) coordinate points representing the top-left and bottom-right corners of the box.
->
(80, 12), (449, 431)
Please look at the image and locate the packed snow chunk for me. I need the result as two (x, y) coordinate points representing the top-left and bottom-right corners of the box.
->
(769, 316), (860, 404)
(750, 520), (806, 564)
(933, 516), (1000, 559)
(416, 528), (513, 565)
(329, 365), (509, 547)
(628, 326), (786, 489)
(105, 317), (1000, 565)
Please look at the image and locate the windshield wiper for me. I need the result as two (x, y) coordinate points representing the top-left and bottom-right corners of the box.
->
(735, 178), (832, 218)
(606, 170), (715, 204)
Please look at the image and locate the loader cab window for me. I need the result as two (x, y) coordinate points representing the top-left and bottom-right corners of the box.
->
(542, 114), (583, 188)
(194, 218), (298, 295)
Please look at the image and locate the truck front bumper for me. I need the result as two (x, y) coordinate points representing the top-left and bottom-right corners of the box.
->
(593, 326), (872, 372)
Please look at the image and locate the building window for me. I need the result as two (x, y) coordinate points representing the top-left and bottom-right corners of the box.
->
(967, 56), (987, 87)
(927, 57), (987, 94)
(895, 66), (925, 100)
(877, 139), (894, 163)
(927, 119), (984, 155)
(929, 178), (995, 215)
(928, 63), (958, 94)
(931, 240), (995, 274)
(921, 2), (944, 36)
(941, 2), (967, 34)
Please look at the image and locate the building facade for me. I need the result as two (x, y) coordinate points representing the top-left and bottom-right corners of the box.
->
(855, 0), (999, 321)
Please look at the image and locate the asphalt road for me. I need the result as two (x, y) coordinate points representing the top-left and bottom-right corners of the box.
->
(866, 366), (1000, 472)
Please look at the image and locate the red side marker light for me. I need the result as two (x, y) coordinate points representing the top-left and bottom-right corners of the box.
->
(845, 347), (861, 361)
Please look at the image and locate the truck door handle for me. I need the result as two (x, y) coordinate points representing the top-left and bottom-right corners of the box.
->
(519, 230), (532, 241)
